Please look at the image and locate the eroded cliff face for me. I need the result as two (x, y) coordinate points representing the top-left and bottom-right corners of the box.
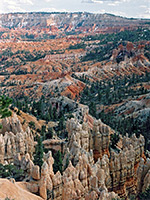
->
(1, 13), (148, 31)
(0, 113), (34, 163)
(0, 110), (150, 200)
(65, 117), (147, 199)
(66, 118), (113, 163)
(14, 150), (118, 200)
(13, 130), (148, 200)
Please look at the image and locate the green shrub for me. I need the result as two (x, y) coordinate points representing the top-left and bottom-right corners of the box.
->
(33, 136), (44, 169)
(5, 198), (15, 200)
(139, 186), (150, 200)
(0, 164), (25, 181)
(0, 96), (12, 129)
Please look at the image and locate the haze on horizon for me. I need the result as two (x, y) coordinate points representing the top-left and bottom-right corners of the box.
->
(0, 0), (150, 19)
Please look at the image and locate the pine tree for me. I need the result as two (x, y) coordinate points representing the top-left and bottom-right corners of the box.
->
(41, 125), (46, 141)
(58, 116), (65, 131)
(89, 101), (97, 118)
(139, 186), (150, 200)
(53, 151), (62, 174)
(98, 90), (102, 102)
(46, 127), (53, 139)
(64, 156), (69, 170)
(53, 107), (58, 120)
(0, 96), (12, 129)
(33, 136), (44, 169)
(110, 132), (119, 149)
(48, 104), (53, 120)
(28, 121), (35, 129)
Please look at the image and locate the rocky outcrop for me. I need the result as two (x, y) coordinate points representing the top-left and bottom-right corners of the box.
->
(17, 150), (118, 200)
(4, 127), (148, 200)
(31, 165), (40, 180)
(67, 119), (90, 152)
(0, 178), (43, 200)
(14, 153), (34, 174)
(67, 118), (113, 162)
(95, 133), (145, 198)
(0, 112), (149, 200)
(137, 157), (150, 193)
(43, 139), (65, 154)
(0, 113), (34, 163)
(91, 119), (114, 160)
(100, 133), (145, 198)
(65, 117), (147, 199)
(143, 169), (150, 192)
(1, 112), (23, 134)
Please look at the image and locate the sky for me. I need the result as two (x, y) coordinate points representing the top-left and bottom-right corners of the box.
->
(0, 0), (150, 19)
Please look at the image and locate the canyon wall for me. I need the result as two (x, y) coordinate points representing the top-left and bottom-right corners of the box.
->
(0, 111), (150, 199)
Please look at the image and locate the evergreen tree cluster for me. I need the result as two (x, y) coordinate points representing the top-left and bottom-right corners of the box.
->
(53, 151), (63, 174)
(79, 72), (150, 151)
(99, 111), (150, 151)
(84, 28), (150, 44)
(82, 28), (150, 62)
(0, 163), (25, 181)
(12, 95), (70, 124)
(12, 95), (70, 139)
(139, 186), (150, 200)
(33, 136), (44, 169)
(0, 95), (12, 129)
(12, 95), (57, 122)
(37, 125), (53, 141)
(80, 72), (149, 110)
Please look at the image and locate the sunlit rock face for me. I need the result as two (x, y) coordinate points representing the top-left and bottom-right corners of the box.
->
(0, 113), (34, 164)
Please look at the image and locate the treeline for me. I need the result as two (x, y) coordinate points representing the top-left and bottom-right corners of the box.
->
(20, 33), (57, 41)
